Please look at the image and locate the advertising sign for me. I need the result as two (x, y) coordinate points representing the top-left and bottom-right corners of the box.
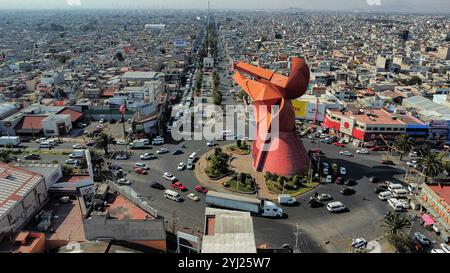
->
(292, 100), (307, 118)
(340, 116), (355, 135)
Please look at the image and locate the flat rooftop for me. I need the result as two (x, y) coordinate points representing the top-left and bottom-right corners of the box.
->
(328, 108), (405, 125)
(106, 193), (154, 220)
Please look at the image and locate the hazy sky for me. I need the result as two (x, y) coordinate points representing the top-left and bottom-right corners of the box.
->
(0, 0), (449, 12)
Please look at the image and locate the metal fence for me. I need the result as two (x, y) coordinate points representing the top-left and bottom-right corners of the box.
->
(108, 181), (158, 218)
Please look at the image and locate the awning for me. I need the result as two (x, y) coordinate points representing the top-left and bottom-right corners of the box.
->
(422, 214), (435, 226)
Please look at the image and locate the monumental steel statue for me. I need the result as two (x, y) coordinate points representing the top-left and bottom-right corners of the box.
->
(233, 57), (311, 176)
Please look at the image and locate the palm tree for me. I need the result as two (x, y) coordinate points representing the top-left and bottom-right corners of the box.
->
(94, 132), (113, 155)
(418, 152), (445, 182)
(382, 213), (411, 237)
(393, 135), (413, 161)
(90, 150), (104, 173)
(0, 149), (12, 163)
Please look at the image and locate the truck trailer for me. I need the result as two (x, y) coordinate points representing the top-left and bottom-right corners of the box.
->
(205, 191), (284, 218)
(0, 136), (20, 147)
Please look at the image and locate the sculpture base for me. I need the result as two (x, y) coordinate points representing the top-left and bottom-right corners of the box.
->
(252, 131), (310, 176)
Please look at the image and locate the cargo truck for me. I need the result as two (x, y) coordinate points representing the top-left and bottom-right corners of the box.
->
(69, 149), (85, 159)
(129, 140), (145, 149)
(278, 194), (297, 206)
(205, 191), (284, 218)
(0, 136), (20, 147)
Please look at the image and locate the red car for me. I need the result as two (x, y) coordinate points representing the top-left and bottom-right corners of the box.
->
(333, 142), (346, 147)
(195, 185), (208, 194)
(335, 176), (344, 184)
(370, 146), (382, 151)
(134, 167), (147, 174)
(172, 182), (186, 191)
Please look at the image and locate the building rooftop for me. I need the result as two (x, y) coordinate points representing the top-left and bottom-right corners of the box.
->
(328, 108), (405, 125)
(0, 163), (43, 220)
(428, 184), (450, 205)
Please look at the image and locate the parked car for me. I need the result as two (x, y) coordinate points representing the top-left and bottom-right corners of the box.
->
(187, 160), (194, 170)
(414, 232), (430, 246)
(356, 148), (369, 154)
(150, 182), (165, 190)
(335, 176), (344, 184)
(157, 148), (169, 154)
(323, 168), (329, 175)
(317, 193), (332, 201)
(163, 172), (177, 182)
(406, 160), (418, 168)
(340, 187), (355, 195)
(140, 153), (156, 160)
(439, 243), (450, 253)
(134, 167), (147, 175)
(340, 167), (347, 175)
(115, 154), (128, 160)
(333, 142), (346, 147)
(24, 154), (40, 160)
(117, 178), (132, 185)
(380, 160), (395, 165)
(195, 185), (208, 194)
(99, 118), (105, 123)
(325, 175), (333, 184)
(344, 179), (356, 186)
(340, 151), (353, 157)
(352, 238), (368, 248)
(72, 144), (85, 149)
(370, 146), (383, 151)
(65, 159), (78, 165)
(177, 162), (185, 170)
(135, 162), (150, 170)
(172, 182), (186, 191)
(187, 193), (200, 201)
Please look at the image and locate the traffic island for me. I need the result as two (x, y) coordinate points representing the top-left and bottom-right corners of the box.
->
(264, 173), (320, 197)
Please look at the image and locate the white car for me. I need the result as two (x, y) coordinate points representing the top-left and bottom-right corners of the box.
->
(187, 160), (194, 170)
(406, 160), (418, 168)
(115, 154), (128, 160)
(352, 238), (368, 248)
(431, 249), (446, 253)
(325, 175), (333, 184)
(99, 118), (105, 123)
(317, 193), (332, 201)
(157, 148), (169, 154)
(117, 178), (132, 185)
(135, 163), (150, 170)
(187, 193), (200, 201)
(397, 199), (410, 209)
(72, 144), (85, 149)
(177, 162), (185, 170)
(163, 172), (177, 181)
(340, 167), (347, 175)
(323, 168), (329, 175)
(36, 137), (47, 144)
(116, 140), (128, 145)
(207, 141), (217, 147)
(322, 162), (329, 169)
(340, 151), (353, 157)
(356, 148), (369, 154)
(140, 153), (156, 160)
(440, 243), (450, 253)
(65, 159), (78, 165)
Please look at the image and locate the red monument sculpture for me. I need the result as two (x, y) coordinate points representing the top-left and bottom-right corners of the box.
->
(233, 57), (311, 176)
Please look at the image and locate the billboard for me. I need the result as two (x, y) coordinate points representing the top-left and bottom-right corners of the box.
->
(292, 100), (325, 121)
(292, 100), (307, 118)
(340, 116), (355, 135)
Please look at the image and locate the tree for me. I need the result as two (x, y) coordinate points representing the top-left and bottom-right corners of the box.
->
(382, 213), (411, 237)
(0, 149), (12, 163)
(239, 172), (247, 184)
(393, 135), (414, 161)
(95, 132), (113, 155)
(418, 152), (445, 182)
(90, 150), (104, 172)
(236, 139), (242, 148)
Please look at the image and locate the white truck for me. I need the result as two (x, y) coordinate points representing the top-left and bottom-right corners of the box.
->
(129, 140), (145, 149)
(0, 136), (20, 147)
(278, 194), (297, 206)
(152, 136), (164, 145)
(69, 149), (85, 159)
(205, 191), (284, 218)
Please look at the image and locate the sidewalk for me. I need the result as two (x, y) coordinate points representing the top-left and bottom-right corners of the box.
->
(194, 144), (277, 201)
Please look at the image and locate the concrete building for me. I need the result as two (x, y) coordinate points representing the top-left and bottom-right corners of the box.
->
(419, 183), (450, 243)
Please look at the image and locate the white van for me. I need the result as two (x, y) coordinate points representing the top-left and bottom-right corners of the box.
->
(388, 198), (404, 212)
(388, 183), (405, 192)
(39, 142), (52, 148)
(378, 191), (392, 201)
(392, 188), (409, 198)
(139, 138), (150, 145)
(189, 152), (197, 161)
(327, 201), (346, 212)
(164, 190), (181, 202)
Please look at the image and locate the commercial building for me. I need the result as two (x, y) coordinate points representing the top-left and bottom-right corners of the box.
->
(419, 183), (450, 242)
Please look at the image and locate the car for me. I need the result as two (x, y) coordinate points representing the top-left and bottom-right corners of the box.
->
(414, 232), (430, 246)
(325, 175), (333, 184)
(163, 172), (177, 181)
(317, 193), (332, 201)
(323, 168), (329, 175)
(440, 243), (450, 253)
(409, 151), (418, 157)
(65, 159), (78, 165)
(187, 193), (200, 201)
(335, 176), (344, 184)
(406, 160), (418, 168)
(369, 176), (380, 183)
(374, 186), (387, 194)
(86, 140), (96, 147)
(207, 141), (217, 147)
(332, 163), (338, 170)
(380, 160), (395, 165)
(339, 167), (347, 175)
(172, 182), (186, 191)
(320, 139), (328, 144)
(150, 182), (165, 190)
(308, 198), (324, 208)
(322, 162), (329, 169)
(397, 199), (409, 209)
(36, 137), (47, 143)
(352, 238), (368, 249)
(24, 154), (40, 160)
(116, 178), (131, 185)
(135, 163), (150, 170)
(116, 140), (128, 145)
(99, 118), (105, 123)
(157, 148), (169, 154)
(340, 187), (355, 195)
(72, 144), (85, 149)
(134, 167), (147, 175)
(140, 153), (156, 160)
(370, 146), (383, 151)
(187, 160), (194, 170)
(115, 154), (128, 160)
(195, 185), (208, 194)
(431, 249), (446, 253)
(172, 149), (183, 155)
(333, 142), (346, 147)
(344, 179), (356, 186)
(356, 148), (369, 154)
(339, 151), (353, 157)
(177, 162), (185, 170)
